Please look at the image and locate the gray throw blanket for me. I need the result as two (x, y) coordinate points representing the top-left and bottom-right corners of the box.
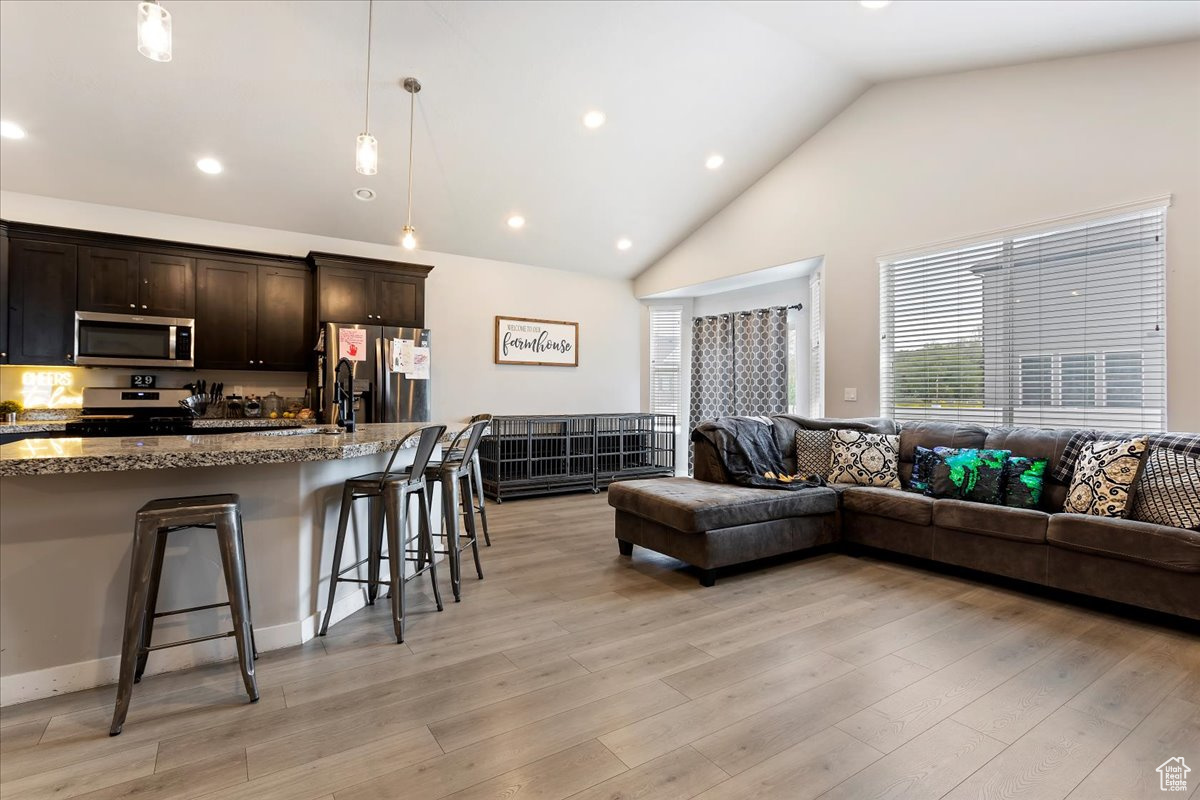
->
(693, 417), (826, 491)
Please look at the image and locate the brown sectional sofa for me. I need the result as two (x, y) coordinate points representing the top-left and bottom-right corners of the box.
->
(608, 415), (1200, 621)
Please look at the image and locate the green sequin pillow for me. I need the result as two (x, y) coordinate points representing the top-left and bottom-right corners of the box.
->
(1001, 456), (1049, 510)
(928, 447), (1011, 504)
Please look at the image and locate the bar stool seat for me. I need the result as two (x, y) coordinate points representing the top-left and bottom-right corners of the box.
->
(110, 493), (258, 736)
(319, 425), (447, 642)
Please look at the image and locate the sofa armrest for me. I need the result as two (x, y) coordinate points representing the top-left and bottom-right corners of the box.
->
(692, 437), (730, 484)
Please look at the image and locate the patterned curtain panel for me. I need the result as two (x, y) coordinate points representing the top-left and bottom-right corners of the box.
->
(733, 308), (789, 416)
(688, 308), (789, 472)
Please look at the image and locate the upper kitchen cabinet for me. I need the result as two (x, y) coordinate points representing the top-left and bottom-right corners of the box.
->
(0, 225), (9, 363)
(77, 247), (194, 317)
(7, 238), (78, 365)
(195, 258), (312, 371)
(139, 252), (195, 317)
(77, 247), (139, 314)
(309, 252), (431, 328)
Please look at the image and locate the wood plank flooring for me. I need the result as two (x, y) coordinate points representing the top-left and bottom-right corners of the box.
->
(2, 492), (1198, 800)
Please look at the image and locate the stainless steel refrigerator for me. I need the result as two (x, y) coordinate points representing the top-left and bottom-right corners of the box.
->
(312, 322), (431, 424)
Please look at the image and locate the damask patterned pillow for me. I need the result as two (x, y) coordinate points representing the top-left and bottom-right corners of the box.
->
(1063, 437), (1148, 517)
(828, 429), (901, 488)
(794, 429), (833, 479)
(1129, 448), (1200, 529)
(927, 448), (1011, 505)
(1001, 456), (1049, 510)
(908, 446), (939, 494)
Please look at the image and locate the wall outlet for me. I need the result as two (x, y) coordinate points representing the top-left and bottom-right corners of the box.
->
(844, 388), (858, 402)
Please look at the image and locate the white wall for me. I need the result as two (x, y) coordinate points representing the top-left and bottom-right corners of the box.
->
(635, 42), (1200, 430)
(0, 191), (643, 420)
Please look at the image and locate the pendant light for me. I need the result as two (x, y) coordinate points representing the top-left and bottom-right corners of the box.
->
(355, 0), (378, 175)
(400, 77), (421, 250)
(137, 0), (172, 62)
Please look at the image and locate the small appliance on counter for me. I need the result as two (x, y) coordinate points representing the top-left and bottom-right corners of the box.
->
(62, 387), (284, 438)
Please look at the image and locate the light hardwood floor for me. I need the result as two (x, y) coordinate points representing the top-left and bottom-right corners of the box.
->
(2, 492), (1198, 800)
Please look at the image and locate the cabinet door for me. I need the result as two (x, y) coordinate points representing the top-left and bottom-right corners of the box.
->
(77, 247), (139, 313)
(0, 228), (8, 363)
(7, 239), (78, 365)
(256, 266), (312, 371)
(317, 266), (371, 323)
(139, 253), (196, 317)
(195, 259), (256, 369)
(374, 272), (423, 327)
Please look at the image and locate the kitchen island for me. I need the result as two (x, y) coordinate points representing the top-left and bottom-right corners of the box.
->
(0, 423), (452, 705)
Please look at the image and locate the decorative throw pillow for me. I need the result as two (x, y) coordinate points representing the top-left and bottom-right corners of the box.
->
(794, 429), (833, 479)
(1001, 456), (1049, 510)
(908, 446), (939, 494)
(927, 448), (1011, 504)
(828, 430), (901, 488)
(1129, 447), (1200, 529)
(1063, 437), (1148, 517)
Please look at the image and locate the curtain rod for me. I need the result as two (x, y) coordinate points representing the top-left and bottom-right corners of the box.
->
(694, 303), (802, 320)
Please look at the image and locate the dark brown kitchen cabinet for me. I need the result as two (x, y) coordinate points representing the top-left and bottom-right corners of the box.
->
(310, 252), (430, 327)
(196, 260), (256, 370)
(7, 239), (78, 365)
(196, 259), (311, 371)
(78, 247), (139, 314)
(139, 253), (195, 317)
(0, 226), (9, 363)
(315, 265), (371, 325)
(77, 248), (194, 317)
(256, 266), (312, 370)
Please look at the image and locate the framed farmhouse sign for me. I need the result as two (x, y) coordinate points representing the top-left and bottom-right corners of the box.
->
(495, 316), (579, 367)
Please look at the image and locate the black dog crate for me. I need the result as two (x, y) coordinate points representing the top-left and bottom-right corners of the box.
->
(479, 413), (675, 501)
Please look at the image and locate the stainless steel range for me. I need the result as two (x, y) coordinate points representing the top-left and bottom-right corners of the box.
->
(64, 388), (276, 438)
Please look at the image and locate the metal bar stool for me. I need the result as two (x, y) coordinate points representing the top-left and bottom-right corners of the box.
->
(110, 494), (257, 736)
(423, 419), (491, 602)
(447, 414), (493, 547)
(319, 425), (446, 641)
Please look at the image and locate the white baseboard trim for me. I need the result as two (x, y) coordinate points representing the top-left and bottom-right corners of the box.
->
(0, 589), (370, 707)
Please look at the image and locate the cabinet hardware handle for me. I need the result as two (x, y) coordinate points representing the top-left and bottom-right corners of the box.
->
(141, 304), (148, 309)
(129, 304), (136, 308)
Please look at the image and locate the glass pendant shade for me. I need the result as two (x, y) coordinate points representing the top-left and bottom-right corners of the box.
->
(355, 133), (378, 175)
(401, 226), (417, 250)
(137, 2), (172, 62)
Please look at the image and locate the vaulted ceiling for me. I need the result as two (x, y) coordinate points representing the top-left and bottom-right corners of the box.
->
(1, 1), (1196, 278)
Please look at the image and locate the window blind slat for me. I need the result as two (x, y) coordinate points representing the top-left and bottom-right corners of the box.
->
(880, 207), (1167, 430)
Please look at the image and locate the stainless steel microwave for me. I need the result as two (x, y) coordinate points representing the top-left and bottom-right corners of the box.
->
(74, 311), (194, 368)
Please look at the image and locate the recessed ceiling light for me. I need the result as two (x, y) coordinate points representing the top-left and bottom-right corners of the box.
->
(0, 121), (26, 140)
(859, 0), (892, 8)
(507, 215), (526, 229)
(582, 110), (607, 129)
(196, 157), (223, 175)
(705, 154), (725, 170)
(354, 187), (376, 201)
(616, 238), (632, 251)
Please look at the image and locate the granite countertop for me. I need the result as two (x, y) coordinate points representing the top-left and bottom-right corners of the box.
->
(0, 417), (311, 434)
(0, 423), (452, 477)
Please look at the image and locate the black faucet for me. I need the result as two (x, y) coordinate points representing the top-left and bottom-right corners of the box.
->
(333, 357), (357, 432)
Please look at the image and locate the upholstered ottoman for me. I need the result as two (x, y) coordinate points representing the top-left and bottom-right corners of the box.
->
(607, 477), (838, 585)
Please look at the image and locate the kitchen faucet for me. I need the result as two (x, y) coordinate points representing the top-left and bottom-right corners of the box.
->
(333, 357), (357, 432)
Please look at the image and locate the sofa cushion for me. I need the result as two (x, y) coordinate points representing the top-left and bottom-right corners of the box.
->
(1063, 437), (1148, 517)
(898, 420), (989, 486)
(842, 486), (933, 526)
(607, 477), (836, 534)
(926, 447), (1011, 504)
(829, 430), (901, 488)
(1129, 447), (1200, 529)
(984, 427), (1079, 512)
(1001, 456), (1049, 510)
(933, 498), (1049, 543)
(794, 429), (833, 479)
(1048, 513), (1200, 573)
(770, 415), (899, 474)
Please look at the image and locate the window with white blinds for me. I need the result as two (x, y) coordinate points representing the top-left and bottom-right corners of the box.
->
(880, 206), (1167, 430)
(648, 306), (683, 426)
(808, 270), (824, 417)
